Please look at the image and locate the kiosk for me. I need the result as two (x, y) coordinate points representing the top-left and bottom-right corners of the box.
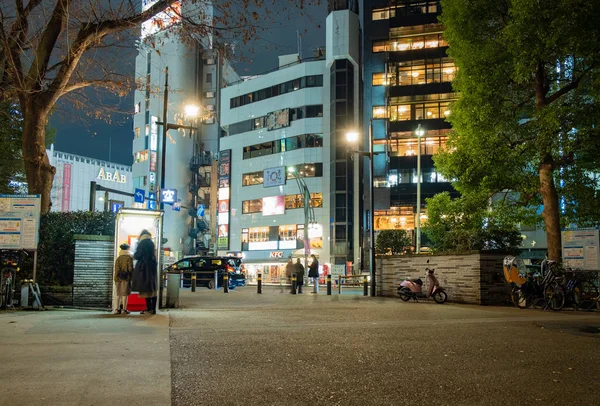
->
(112, 208), (163, 312)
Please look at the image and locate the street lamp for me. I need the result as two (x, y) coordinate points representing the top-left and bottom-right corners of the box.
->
(346, 121), (377, 297)
(415, 124), (425, 254)
(287, 166), (316, 276)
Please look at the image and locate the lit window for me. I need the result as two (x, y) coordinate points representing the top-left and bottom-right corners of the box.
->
(372, 72), (387, 86)
(372, 106), (387, 119)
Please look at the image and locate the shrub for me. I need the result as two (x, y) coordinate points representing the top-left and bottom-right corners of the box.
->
(375, 229), (412, 255)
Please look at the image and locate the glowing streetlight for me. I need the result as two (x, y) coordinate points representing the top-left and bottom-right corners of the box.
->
(184, 104), (201, 118)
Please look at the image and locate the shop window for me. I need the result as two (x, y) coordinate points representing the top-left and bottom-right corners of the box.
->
(242, 171), (264, 186)
(372, 106), (387, 119)
(134, 127), (140, 139)
(279, 225), (297, 241)
(248, 226), (269, 242)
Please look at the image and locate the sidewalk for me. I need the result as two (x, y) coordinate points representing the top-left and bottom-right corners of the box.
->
(0, 309), (171, 406)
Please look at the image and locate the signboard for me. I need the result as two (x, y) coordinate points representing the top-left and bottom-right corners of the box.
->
(148, 192), (157, 210)
(269, 251), (284, 258)
(217, 150), (232, 250)
(161, 189), (177, 205)
(562, 228), (600, 270)
(0, 195), (41, 250)
(197, 204), (205, 218)
(97, 168), (127, 183)
(266, 108), (290, 131)
(63, 163), (72, 211)
(134, 188), (145, 203)
(262, 195), (285, 216)
(110, 200), (124, 213)
(264, 166), (286, 188)
(173, 200), (181, 212)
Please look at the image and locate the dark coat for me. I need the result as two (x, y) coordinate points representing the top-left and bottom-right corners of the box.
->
(131, 236), (158, 294)
(294, 262), (305, 281)
(308, 259), (319, 278)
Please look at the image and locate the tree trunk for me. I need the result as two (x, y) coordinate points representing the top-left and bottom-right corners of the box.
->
(22, 98), (55, 213)
(539, 159), (561, 261)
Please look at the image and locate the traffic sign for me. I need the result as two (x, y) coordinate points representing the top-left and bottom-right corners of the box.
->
(134, 188), (145, 203)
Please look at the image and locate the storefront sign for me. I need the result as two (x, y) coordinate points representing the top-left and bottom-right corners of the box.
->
(262, 195), (285, 216)
(62, 163), (72, 211)
(217, 150), (232, 250)
(97, 168), (127, 183)
(266, 108), (290, 131)
(264, 166), (286, 188)
(269, 251), (283, 258)
(161, 188), (177, 205)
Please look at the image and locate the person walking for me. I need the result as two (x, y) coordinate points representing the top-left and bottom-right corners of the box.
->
(285, 259), (294, 285)
(113, 243), (133, 314)
(132, 230), (158, 314)
(294, 258), (305, 294)
(308, 254), (320, 294)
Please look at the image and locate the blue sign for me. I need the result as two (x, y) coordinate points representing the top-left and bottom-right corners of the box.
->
(197, 204), (205, 218)
(173, 199), (181, 212)
(148, 192), (156, 210)
(134, 188), (145, 203)
(111, 202), (124, 213)
(161, 188), (177, 205)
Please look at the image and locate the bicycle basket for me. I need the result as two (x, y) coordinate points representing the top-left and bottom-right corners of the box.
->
(503, 256), (527, 286)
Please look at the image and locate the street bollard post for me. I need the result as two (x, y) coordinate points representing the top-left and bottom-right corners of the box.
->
(159, 272), (166, 308)
(363, 275), (368, 296)
(191, 273), (197, 292)
(338, 276), (342, 295)
(291, 273), (297, 294)
(214, 270), (218, 290)
(257, 273), (262, 294)
(223, 273), (229, 293)
(326, 275), (332, 295)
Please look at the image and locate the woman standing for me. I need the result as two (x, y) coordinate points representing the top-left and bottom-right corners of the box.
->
(113, 243), (133, 314)
(132, 229), (158, 314)
(308, 254), (319, 294)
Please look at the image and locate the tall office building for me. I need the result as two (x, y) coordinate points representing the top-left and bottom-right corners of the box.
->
(361, 0), (458, 249)
(131, 1), (239, 259)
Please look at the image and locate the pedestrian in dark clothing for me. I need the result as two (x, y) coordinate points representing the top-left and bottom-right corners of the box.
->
(285, 259), (294, 284)
(308, 254), (320, 293)
(294, 258), (305, 294)
(132, 229), (158, 314)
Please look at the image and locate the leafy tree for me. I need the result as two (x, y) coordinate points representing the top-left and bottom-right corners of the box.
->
(0, 102), (24, 193)
(423, 192), (522, 254)
(438, 0), (600, 261)
(0, 0), (320, 213)
(375, 229), (412, 255)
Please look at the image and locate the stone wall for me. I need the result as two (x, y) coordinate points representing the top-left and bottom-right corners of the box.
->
(377, 253), (510, 305)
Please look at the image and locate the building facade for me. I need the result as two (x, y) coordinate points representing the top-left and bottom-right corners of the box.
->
(47, 145), (133, 212)
(216, 5), (361, 281)
(131, 0), (239, 259)
(361, 0), (458, 249)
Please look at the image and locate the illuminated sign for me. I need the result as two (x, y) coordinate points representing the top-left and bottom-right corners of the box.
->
(269, 252), (284, 258)
(217, 150), (232, 250)
(266, 108), (290, 131)
(161, 189), (177, 205)
(262, 195), (285, 216)
(97, 168), (127, 183)
(264, 166), (286, 188)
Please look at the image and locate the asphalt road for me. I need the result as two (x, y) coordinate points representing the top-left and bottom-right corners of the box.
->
(170, 286), (600, 406)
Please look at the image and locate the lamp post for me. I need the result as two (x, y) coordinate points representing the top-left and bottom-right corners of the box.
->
(287, 166), (315, 275)
(155, 65), (200, 210)
(346, 121), (377, 297)
(415, 124), (425, 254)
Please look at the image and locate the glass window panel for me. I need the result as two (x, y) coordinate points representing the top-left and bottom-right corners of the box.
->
(372, 106), (387, 119)
(372, 72), (386, 86)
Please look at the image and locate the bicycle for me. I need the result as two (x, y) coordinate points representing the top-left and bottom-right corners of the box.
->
(0, 249), (29, 309)
(505, 257), (564, 310)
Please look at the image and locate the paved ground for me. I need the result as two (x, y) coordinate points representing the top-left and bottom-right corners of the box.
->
(1, 286), (599, 406)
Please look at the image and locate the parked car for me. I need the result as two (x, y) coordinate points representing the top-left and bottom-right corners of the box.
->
(167, 256), (236, 290)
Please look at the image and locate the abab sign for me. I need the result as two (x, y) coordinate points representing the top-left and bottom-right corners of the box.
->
(161, 189), (177, 205)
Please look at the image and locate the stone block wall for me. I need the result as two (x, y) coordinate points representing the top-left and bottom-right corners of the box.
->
(377, 253), (510, 305)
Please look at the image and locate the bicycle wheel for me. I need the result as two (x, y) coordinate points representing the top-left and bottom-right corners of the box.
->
(511, 286), (529, 309)
(544, 282), (565, 311)
(573, 281), (599, 307)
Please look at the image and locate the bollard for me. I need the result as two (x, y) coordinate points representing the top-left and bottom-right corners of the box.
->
(214, 270), (218, 290)
(363, 275), (368, 296)
(338, 276), (342, 295)
(159, 272), (166, 308)
(291, 273), (297, 294)
(327, 275), (332, 295)
(257, 273), (262, 294)
(191, 273), (197, 292)
(223, 273), (229, 293)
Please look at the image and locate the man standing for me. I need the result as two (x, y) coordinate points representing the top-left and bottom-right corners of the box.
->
(294, 258), (305, 294)
(308, 254), (319, 294)
(285, 259), (294, 285)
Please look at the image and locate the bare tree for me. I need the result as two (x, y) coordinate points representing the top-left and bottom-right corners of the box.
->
(0, 0), (320, 212)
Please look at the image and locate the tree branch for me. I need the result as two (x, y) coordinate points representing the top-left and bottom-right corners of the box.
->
(545, 77), (582, 105)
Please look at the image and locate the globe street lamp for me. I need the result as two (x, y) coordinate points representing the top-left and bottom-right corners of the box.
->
(346, 121), (377, 297)
(287, 166), (316, 275)
(415, 124), (425, 254)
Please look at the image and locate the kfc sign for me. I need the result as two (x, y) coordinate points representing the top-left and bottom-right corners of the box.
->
(269, 251), (283, 258)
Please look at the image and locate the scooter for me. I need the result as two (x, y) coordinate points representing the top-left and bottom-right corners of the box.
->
(397, 261), (448, 304)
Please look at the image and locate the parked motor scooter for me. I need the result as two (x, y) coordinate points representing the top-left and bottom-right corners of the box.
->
(397, 261), (448, 304)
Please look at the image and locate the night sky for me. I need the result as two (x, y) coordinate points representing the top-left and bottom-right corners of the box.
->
(50, 4), (327, 166)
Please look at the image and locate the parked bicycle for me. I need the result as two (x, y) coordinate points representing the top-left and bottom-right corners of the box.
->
(0, 250), (28, 309)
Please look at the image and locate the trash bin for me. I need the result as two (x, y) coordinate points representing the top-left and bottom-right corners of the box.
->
(166, 272), (181, 308)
